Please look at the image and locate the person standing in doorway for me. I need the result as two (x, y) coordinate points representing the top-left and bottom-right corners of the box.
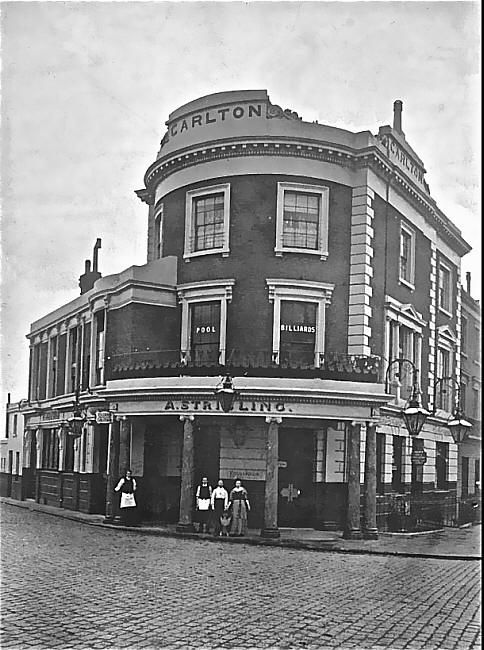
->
(228, 479), (250, 536)
(114, 469), (138, 526)
(211, 479), (229, 536)
(195, 477), (212, 533)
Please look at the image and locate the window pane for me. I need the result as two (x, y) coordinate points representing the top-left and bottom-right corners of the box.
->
(190, 301), (221, 364)
(283, 191), (320, 249)
(280, 301), (317, 366)
(400, 229), (412, 282)
(193, 193), (225, 251)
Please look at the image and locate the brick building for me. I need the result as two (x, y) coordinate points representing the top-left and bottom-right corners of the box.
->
(2, 90), (477, 536)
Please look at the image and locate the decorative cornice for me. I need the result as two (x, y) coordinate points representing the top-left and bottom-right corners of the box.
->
(138, 136), (469, 257)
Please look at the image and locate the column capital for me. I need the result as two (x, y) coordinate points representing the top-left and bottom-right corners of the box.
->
(265, 416), (282, 424)
(179, 414), (195, 422)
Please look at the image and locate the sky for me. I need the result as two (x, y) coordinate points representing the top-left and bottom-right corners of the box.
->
(0, 0), (481, 409)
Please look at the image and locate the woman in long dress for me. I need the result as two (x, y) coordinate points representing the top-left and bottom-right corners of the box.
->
(228, 479), (250, 536)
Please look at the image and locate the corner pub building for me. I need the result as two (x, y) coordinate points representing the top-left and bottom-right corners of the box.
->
(18, 90), (473, 538)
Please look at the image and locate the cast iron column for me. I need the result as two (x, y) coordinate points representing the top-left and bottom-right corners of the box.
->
(104, 417), (120, 522)
(177, 415), (195, 533)
(261, 416), (282, 538)
(344, 422), (362, 539)
(118, 416), (130, 475)
(363, 423), (378, 539)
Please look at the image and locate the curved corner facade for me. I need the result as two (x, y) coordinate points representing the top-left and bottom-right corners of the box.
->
(9, 90), (479, 536)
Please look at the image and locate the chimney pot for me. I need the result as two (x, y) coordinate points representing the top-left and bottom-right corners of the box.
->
(393, 100), (403, 134)
(466, 272), (471, 294)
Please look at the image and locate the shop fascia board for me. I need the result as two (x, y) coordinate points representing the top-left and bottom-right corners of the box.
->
(100, 376), (393, 406)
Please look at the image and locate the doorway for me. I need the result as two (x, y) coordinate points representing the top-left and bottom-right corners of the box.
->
(278, 428), (315, 526)
(194, 424), (220, 489)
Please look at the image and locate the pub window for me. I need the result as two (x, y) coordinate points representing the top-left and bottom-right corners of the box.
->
(55, 334), (67, 397)
(38, 342), (48, 400)
(376, 432), (385, 494)
(399, 223), (415, 287)
(436, 347), (453, 412)
(387, 319), (422, 401)
(190, 301), (221, 365)
(461, 316), (468, 354)
(279, 301), (317, 367)
(184, 184), (230, 259)
(438, 261), (452, 314)
(154, 204), (164, 259)
(391, 435), (404, 492)
(29, 344), (41, 401)
(461, 457), (469, 498)
(42, 429), (59, 470)
(275, 183), (329, 258)
(49, 336), (58, 398)
(68, 327), (79, 393)
(82, 322), (91, 390)
(475, 459), (480, 493)
(435, 441), (449, 489)
(95, 311), (105, 386)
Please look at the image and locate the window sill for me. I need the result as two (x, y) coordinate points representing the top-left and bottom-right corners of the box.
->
(398, 278), (415, 291)
(438, 306), (453, 318)
(184, 248), (230, 262)
(274, 247), (328, 261)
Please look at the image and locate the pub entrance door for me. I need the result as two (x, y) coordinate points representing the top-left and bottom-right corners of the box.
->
(278, 428), (315, 527)
(194, 425), (221, 490)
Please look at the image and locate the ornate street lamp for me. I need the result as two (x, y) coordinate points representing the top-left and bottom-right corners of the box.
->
(385, 358), (429, 436)
(432, 377), (472, 444)
(65, 387), (86, 437)
(214, 374), (237, 413)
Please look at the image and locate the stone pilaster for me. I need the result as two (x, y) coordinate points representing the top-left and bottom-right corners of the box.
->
(261, 416), (282, 539)
(177, 415), (195, 532)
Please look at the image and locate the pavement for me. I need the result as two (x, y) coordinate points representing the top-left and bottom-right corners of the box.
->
(1, 496), (481, 560)
(1, 502), (481, 650)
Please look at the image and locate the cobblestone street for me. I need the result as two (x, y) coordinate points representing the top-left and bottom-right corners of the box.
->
(1, 503), (481, 649)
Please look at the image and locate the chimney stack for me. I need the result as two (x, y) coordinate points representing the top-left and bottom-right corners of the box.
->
(466, 272), (471, 295)
(79, 239), (102, 295)
(393, 100), (403, 134)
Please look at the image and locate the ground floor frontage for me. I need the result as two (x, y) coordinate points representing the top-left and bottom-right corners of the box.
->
(3, 376), (479, 536)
